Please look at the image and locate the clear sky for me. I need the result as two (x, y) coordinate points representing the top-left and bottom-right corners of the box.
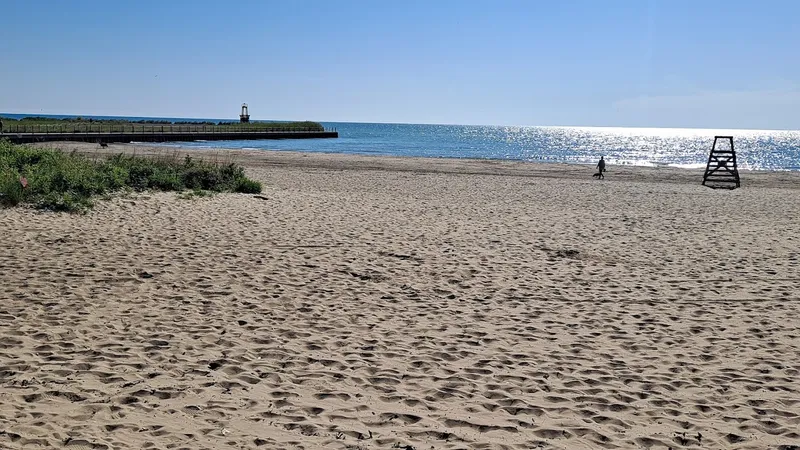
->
(1, 0), (798, 129)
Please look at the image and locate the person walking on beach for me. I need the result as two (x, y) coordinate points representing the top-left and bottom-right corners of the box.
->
(595, 156), (606, 179)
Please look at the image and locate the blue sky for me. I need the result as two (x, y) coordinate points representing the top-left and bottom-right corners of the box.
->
(1, 0), (798, 129)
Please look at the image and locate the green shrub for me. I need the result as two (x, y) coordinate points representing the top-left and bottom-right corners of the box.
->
(36, 191), (93, 212)
(182, 166), (222, 191)
(0, 172), (24, 207)
(235, 177), (262, 194)
(102, 165), (130, 190)
(149, 170), (182, 191)
(0, 140), (263, 212)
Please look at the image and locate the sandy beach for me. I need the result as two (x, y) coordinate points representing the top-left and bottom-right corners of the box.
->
(2, 142), (800, 449)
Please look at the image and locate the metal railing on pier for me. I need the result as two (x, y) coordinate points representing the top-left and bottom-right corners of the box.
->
(2, 124), (337, 134)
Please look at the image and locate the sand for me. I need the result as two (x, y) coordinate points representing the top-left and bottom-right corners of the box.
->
(1, 142), (800, 449)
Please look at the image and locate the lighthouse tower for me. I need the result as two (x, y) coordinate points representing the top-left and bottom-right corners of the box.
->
(239, 103), (250, 123)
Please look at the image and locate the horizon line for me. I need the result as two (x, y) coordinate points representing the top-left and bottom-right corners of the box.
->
(1, 111), (798, 133)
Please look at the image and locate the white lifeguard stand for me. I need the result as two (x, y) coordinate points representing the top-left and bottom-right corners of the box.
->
(239, 103), (250, 123)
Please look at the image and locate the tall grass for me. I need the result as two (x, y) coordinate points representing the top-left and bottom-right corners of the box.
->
(0, 140), (261, 212)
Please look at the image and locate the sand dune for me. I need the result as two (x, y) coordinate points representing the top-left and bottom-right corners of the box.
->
(2, 143), (800, 449)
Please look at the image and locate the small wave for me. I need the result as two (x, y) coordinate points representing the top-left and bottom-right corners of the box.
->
(668, 163), (708, 170)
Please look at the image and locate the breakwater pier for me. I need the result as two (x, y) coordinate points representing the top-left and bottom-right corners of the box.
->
(2, 124), (338, 144)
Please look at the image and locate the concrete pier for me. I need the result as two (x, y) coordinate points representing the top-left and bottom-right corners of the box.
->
(2, 128), (338, 144)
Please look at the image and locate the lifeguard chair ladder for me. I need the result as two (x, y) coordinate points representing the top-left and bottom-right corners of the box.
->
(702, 136), (740, 189)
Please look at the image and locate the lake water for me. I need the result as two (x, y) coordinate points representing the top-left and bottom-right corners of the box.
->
(3, 114), (799, 170)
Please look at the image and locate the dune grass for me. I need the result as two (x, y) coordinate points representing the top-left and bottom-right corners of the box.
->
(0, 140), (261, 212)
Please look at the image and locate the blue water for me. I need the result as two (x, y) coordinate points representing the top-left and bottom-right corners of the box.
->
(3, 113), (799, 170)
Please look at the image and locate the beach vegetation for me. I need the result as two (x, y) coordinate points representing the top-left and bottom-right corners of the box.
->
(0, 140), (262, 212)
(178, 188), (215, 200)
